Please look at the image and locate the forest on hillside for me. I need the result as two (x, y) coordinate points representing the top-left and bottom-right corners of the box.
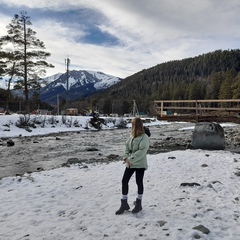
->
(1, 49), (240, 116)
(76, 49), (240, 115)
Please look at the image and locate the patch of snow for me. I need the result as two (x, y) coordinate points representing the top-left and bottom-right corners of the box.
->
(0, 115), (240, 239)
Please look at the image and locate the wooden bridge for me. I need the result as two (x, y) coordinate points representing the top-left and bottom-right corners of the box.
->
(154, 99), (240, 123)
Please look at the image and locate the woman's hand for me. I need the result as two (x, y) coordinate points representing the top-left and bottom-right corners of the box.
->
(126, 159), (132, 167)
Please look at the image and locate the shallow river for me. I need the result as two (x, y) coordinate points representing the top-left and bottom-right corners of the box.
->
(1, 121), (238, 179)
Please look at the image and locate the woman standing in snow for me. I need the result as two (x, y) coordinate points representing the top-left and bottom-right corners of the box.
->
(115, 117), (150, 215)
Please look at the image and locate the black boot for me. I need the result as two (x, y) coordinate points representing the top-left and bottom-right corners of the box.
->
(132, 198), (142, 213)
(115, 199), (130, 215)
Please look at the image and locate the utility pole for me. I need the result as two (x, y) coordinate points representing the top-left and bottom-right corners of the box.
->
(65, 57), (70, 91)
(57, 94), (59, 115)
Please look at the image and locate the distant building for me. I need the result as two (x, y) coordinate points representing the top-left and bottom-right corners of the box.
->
(138, 112), (148, 117)
(65, 108), (78, 116)
(124, 112), (147, 117)
(31, 109), (50, 115)
(0, 107), (6, 115)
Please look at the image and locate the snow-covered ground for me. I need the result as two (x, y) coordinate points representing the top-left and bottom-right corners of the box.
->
(0, 114), (170, 137)
(1, 115), (240, 239)
(0, 114), (135, 138)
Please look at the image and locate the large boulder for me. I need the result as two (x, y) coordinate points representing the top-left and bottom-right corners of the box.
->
(192, 122), (225, 150)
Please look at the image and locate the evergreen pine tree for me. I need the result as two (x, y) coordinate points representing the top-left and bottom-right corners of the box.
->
(0, 11), (54, 113)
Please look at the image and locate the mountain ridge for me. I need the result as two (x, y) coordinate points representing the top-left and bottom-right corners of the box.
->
(81, 49), (240, 115)
(2, 49), (240, 116)
(39, 70), (122, 104)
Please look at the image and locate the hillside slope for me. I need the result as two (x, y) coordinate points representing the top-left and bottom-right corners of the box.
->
(86, 49), (240, 114)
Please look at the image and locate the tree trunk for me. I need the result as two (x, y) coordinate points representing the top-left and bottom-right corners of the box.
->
(6, 62), (16, 115)
(23, 17), (30, 114)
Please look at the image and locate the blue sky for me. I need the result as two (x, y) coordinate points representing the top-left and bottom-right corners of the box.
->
(1, 0), (240, 78)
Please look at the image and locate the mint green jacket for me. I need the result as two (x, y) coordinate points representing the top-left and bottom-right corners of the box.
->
(123, 133), (150, 170)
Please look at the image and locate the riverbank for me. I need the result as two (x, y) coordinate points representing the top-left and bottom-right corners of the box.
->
(1, 121), (240, 179)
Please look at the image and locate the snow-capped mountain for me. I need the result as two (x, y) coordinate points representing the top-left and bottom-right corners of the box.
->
(42, 73), (63, 86)
(40, 70), (122, 104)
(0, 78), (7, 89)
(0, 76), (16, 89)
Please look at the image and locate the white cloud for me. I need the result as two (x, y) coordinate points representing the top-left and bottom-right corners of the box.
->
(1, 0), (240, 78)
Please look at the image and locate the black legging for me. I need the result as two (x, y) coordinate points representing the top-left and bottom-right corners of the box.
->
(122, 167), (145, 195)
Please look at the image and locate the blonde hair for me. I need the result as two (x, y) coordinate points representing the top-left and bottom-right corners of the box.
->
(131, 117), (145, 138)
